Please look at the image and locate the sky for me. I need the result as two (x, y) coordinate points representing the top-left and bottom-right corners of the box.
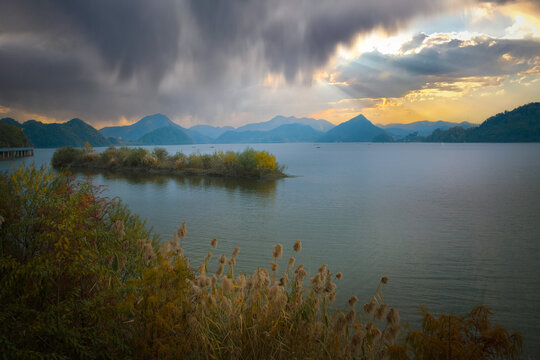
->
(0, 0), (539, 129)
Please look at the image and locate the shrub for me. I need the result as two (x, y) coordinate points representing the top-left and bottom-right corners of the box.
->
(143, 154), (158, 168)
(236, 147), (259, 176)
(100, 146), (120, 165)
(0, 165), (156, 359)
(254, 150), (277, 173)
(124, 148), (149, 167)
(388, 305), (523, 359)
(200, 153), (213, 169)
(168, 152), (185, 169)
(152, 148), (169, 162)
(51, 146), (81, 167)
(187, 153), (204, 169)
(221, 151), (238, 171)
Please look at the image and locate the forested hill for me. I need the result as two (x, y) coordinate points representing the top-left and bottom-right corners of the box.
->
(424, 102), (540, 142)
(0, 121), (30, 147)
(0, 118), (112, 148)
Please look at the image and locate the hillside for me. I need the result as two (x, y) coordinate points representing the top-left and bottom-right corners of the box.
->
(100, 114), (178, 141)
(381, 120), (476, 137)
(138, 125), (194, 145)
(189, 125), (235, 139)
(236, 115), (334, 133)
(318, 114), (387, 142)
(1, 118), (111, 148)
(424, 102), (540, 142)
(215, 123), (323, 143)
(0, 121), (30, 147)
(185, 129), (214, 144)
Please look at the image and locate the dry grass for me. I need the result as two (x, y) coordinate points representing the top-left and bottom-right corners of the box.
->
(127, 228), (403, 360)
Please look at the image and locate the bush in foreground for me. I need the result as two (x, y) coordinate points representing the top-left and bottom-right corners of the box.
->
(0, 165), (156, 358)
(52, 146), (286, 179)
(0, 166), (522, 359)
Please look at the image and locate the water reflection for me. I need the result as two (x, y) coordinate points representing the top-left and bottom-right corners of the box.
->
(72, 169), (279, 198)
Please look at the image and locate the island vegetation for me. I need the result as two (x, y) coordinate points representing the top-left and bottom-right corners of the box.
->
(0, 165), (523, 359)
(52, 145), (287, 179)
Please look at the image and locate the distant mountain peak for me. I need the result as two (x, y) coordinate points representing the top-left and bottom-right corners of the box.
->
(319, 114), (387, 142)
(99, 113), (181, 141)
(215, 122), (323, 144)
(138, 125), (194, 145)
(236, 115), (334, 133)
(66, 118), (88, 126)
(137, 113), (172, 124)
(347, 114), (369, 122)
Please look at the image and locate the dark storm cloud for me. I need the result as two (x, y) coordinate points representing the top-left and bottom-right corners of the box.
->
(187, 0), (455, 81)
(334, 36), (540, 98)
(0, 42), (96, 100)
(0, 0), (181, 83)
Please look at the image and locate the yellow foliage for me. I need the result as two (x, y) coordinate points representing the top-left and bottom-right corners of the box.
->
(254, 150), (277, 171)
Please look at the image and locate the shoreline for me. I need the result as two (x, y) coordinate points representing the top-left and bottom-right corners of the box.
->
(60, 163), (289, 179)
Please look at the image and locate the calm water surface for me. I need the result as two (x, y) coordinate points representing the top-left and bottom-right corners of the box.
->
(3, 143), (540, 356)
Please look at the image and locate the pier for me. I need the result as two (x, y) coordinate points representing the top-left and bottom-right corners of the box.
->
(0, 148), (34, 160)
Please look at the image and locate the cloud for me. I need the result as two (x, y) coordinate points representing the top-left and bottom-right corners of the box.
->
(333, 35), (540, 99)
(0, 0), (537, 127)
(0, 0), (181, 83)
(400, 33), (429, 53)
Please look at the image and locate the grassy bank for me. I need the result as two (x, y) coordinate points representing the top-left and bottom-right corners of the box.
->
(52, 145), (287, 179)
(0, 166), (522, 359)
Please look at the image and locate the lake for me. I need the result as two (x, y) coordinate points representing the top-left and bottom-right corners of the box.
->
(3, 142), (540, 357)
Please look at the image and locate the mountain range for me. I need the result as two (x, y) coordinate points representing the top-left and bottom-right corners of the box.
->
(234, 115), (334, 133)
(379, 120), (476, 138)
(2, 102), (538, 147)
(215, 124), (323, 143)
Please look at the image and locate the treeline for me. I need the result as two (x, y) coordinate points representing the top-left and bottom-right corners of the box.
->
(0, 166), (523, 359)
(420, 102), (540, 143)
(52, 146), (286, 179)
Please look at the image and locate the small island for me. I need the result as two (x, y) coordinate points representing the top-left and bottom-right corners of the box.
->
(52, 145), (287, 179)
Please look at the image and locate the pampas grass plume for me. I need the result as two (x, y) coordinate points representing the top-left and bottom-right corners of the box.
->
(273, 244), (283, 259)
